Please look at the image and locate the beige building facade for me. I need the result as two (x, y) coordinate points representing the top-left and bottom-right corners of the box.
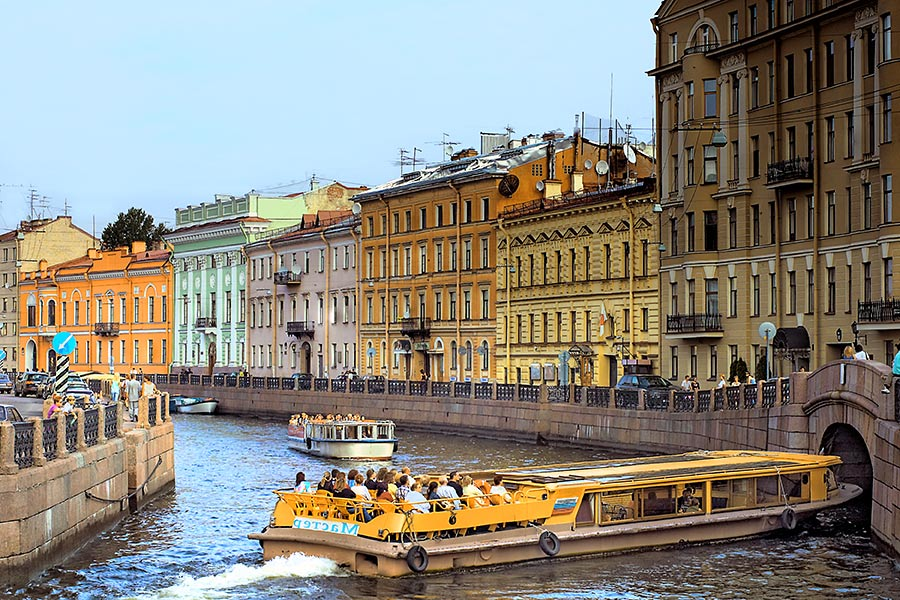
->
(0, 217), (95, 369)
(652, 0), (898, 381)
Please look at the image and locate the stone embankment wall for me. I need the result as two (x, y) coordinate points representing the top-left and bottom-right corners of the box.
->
(0, 395), (175, 585)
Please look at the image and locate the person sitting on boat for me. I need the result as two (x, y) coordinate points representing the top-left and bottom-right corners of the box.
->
(461, 475), (489, 507)
(395, 474), (411, 501)
(489, 475), (513, 504)
(386, 470), (400, 497)
(434, 476), (462, 510)
(294, 472), (312, 493)
(318, 471), (334, 493)
(405, 481), (431, 513)
(447, 471), (464, 497)
(677, 487), (701, 513)
(364, 468), (377, 491)
(351, 473), (372, 501)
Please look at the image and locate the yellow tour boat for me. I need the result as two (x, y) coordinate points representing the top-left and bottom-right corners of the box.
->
(249, 450), (862, 576)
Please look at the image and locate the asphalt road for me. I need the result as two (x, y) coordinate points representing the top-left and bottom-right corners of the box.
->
(0, 392), (45, 417)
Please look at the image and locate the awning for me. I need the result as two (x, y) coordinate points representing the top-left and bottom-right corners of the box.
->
(772, 326), (810, 351)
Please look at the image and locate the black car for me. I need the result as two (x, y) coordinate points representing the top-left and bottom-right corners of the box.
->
(615, 374), (679, 390)
(0, 404), (24, 422)
(0, 372), (12, 394)
(14, 371), (49, 397)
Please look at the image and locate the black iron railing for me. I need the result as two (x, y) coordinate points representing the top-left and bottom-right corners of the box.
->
(666, 313), (723, 333)
(766, 156), (813, 185)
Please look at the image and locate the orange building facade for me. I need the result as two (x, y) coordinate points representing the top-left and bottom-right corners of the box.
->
(18, 242), (174, 375)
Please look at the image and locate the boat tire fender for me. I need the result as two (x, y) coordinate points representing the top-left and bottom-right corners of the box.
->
(780, 507), (798, 531)
(406, 545), (429, 573)
(538, 531), (560, 557)
(448, 513), (457, 525)
(306, 437), (312, 450)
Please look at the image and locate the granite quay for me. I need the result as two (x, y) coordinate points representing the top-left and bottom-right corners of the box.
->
(0, 394), (175, 585)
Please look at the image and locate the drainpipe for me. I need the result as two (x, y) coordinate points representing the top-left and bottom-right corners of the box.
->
(266, 241), (278, 377)
(320, 230), (332, 379)
(380, 196), (390, 379)
(448, 182), (463, 380)
(497, 217), (512, 384)
(623, 198), (636, 357)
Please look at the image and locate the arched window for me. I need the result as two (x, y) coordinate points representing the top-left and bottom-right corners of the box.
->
(480, 340), (489, 371)
(465, 341), (473, 371)
(47, 300), (56, 326)
(366, 341), (373, 368)
(451, 341), (458, 370)
(26, 294), (36, 327)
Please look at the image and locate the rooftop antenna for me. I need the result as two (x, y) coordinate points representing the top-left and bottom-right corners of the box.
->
(431, 134), (459, 161)
(395, 148), (423, 174)
(63, 198), (71, 216)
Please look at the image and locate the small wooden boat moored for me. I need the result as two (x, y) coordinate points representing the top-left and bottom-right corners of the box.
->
(174, 396), (219, 414)
(287, 413), (397, 459)
(249, 450), (862, 576)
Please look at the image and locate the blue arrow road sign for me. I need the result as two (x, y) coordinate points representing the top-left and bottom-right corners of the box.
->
(52, 332), (77, 356)
(0, 349), (6, 361)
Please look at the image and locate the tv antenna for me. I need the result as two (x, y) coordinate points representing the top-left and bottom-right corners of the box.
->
(430, 133), (459, 161)
(394, 147), (423, 174)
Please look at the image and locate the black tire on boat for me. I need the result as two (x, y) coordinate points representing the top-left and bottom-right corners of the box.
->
(406, 544), (429, 573)
(780, 507), (798, 531)
(306, 437), (312, 450)
(538, 531), (560, 556)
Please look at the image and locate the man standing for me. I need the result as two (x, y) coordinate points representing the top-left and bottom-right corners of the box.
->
(125, 374), (142, 421)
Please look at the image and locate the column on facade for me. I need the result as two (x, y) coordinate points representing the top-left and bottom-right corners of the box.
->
(737, 68), (749, 183)
(872, 22), (882, 159)
(718, 74), (731, 187)
(674, 88), (684, 200)
(852, 28), (864, 161)
(661, 91), (672, 197)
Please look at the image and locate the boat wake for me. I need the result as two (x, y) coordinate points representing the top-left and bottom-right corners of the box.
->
(128, 554), (345, 599)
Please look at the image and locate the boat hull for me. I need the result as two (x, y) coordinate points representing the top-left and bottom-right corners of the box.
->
(250, 484), (861, 576)
(287, 434), (396, 459)
(176, 399), (219, 414)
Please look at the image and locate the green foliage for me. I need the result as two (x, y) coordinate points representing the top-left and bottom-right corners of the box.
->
(729, 358), (749, 382)
(101, 208), (170, 251)
(755, 351), (768, 381)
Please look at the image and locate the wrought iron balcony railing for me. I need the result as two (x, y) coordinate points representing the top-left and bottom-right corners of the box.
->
(400, 317), (431, 338)
(666, 313), (723, 334)
(94, 322), (120, 336)
(858, 299), (900, 323)
(274, 270), (302, 285)
(286, 321), (315, 337)
(195, 317), (217, 329)
(766, 156), (813, 186)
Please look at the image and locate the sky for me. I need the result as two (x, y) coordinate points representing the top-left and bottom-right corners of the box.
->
(0, 1), (658, 236)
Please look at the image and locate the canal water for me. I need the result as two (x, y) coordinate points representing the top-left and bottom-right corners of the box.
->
(7, 415), (899, 600)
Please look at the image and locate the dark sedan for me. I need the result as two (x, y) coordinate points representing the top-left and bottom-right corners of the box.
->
(14, 372), (48, 397)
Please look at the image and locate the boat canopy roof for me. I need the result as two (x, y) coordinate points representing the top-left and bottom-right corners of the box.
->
(497, 451), (841, 490)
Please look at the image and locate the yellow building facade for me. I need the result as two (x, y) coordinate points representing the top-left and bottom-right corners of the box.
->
(354, 134), (612, 381)
(18, 242), (174, 375)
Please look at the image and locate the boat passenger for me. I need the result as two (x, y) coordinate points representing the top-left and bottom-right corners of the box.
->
(318, 472), (334, 493)
(364, 468), (377, 490)
(395, 475), (411, 501)
(677, 488), (701, 512)
(294, 472), (312, 493)
(351, 474), (372, 501)
(426, 480), (440, 504)
(386, 470), (399, 496)
(447, 471), (464, 497)
(461, 475), (489, 507)
(489, 475), (512, 504)
(347, 469), (359, 485)
(434, 477), (462, 510)
(405, 481), (431, 513)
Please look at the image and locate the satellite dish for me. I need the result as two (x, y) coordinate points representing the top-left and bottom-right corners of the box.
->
(535, 181), (545, 192)
(584, 159), (593, 170)
(595, 160), (610, 175)
(498, 174), (520, 197)
(624, 144), (637, 164)
(351, 202), (361, 215)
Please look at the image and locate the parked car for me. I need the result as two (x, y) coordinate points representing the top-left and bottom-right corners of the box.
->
(0, 373), (12, 394)
(0, 404), (24, 422)
(615, 374), (679, 390)
(44, 374), (96, 405)
(14, 371), (49, 397)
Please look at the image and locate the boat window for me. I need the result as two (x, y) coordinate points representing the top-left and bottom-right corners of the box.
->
(640, 486), (677, 518)
(711, 478), (754, 511)
(676, 482), (705, 514)
(575, 493), (594, 525)
(600, 490), (636, 524)
(756, 475), (785, 506)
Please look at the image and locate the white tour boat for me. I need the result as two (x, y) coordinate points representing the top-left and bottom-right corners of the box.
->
(287, 413), (398, 459)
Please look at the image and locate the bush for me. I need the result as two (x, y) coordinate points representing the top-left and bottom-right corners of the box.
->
(755, 352), (768, 381)
(729, 358), (749, 383)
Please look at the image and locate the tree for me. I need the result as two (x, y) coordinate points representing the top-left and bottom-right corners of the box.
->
(755, 351), (769, 381)
(100, 208), (171, 250)
(729, 357), (749, 383)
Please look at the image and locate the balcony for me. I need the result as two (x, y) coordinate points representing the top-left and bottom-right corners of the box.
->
(858, 299), (900, 327)
(766, 156), (813, 188)
(665, 313), (724, 337)
(400, 317), (431, 339)
(274, 270), (302, 285)
(195, 317), (217, 329)
(94, 322), (120, 336)
(682, 42), (720, 56)
(286, 321), (315, 337)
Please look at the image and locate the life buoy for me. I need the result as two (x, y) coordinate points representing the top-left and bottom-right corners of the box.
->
(306, 437), (312, 450)
(780, 507), (798, 530)
(448, 513), (457, 525)
(538, 531), (560, 557)
(406, 545), (429, 573)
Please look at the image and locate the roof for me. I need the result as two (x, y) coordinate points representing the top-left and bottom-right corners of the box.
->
(353, 136), (580, 201)
(168, 215), (270, 235)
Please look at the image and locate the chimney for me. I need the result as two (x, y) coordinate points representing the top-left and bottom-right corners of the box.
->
(88, 248), (100, 259)
(451, 148), (478, 161)
(131, 240), (147, 254)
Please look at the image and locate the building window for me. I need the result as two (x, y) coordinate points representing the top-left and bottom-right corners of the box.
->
(864, 182), (872, 229)
(846, 34), (855, 81)
(670, 281), (679, 315)
(729, 12), (739, 41)
(827, 191), (836, 235)
(847, 111), (855, 158)
(687, 212), (695, 252)
(751, 135), (759, 177)
(787, 126), (797, 159)
(729, 276), (738, 317)
(671, 347), (678, 380)
(703, 79), (717, 118)
(785, 54), (794, 98)
(769, 272), (777, 314)
(750, 67), (759, 108)
(704, 210), (718, 251)
(825, 41), (835, 86)
(703, 145), (717, 183)
(825, 116), (835, 161)
(752, 204), (760, 246)
(866, 27), (876, 75)
(883, 13), (892, 61)
(786, 0), (794, 21)
(749, 4), (758, 36)
(769, 201), (776, 244)
(670, 32), (678, 62)
(686, 146), (695, 185)
(686, 81), (695, 119)
(670, 218), (679, 255)
(884, 175), (893, 224)
(787, 198), (797, 241)
(623, 242), (630, 278)
(806, 269), (814, 314)
(706, 279), (719, 319)
(767, 61), (775, 104)
(710, 345), (718, 380)
(688, 279), (696, 313)
(767, 0), (775, 29)
(788, 271), (797, 315)
(885, 257), (894, 298)
(826, 267), (835, 314)
(884, 94), (893, 143)
(804, 48), (813, 94)
(864, 262), (872, 302)
(728, 208), (737, 248)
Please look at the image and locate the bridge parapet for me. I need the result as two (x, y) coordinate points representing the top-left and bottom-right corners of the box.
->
(804, 359), (896, 422)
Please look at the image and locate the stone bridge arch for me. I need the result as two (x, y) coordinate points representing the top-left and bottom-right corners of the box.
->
(800, 360), (895, 496)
